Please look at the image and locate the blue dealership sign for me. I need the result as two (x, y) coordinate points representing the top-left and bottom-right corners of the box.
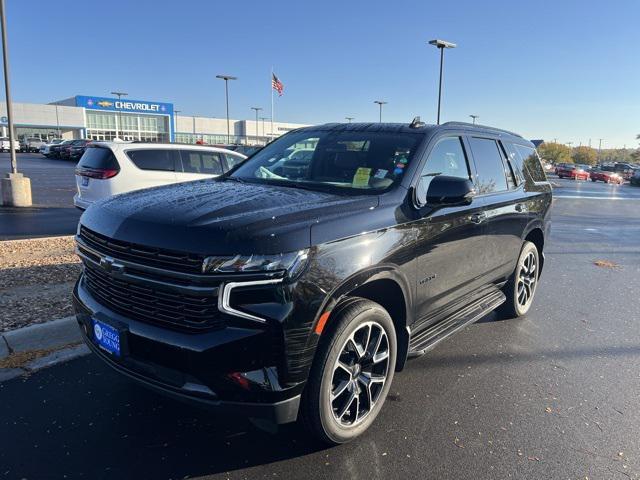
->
(75, 95), (173, 116)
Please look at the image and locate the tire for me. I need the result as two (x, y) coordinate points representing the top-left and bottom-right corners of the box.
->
(497, 241), (540, 319)
(591, 178), (596, 182)
(301, 297), (397, 444)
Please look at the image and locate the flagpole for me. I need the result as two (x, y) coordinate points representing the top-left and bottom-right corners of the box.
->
(270, 66), (274, 141)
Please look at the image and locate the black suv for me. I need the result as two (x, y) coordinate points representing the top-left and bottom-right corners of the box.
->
(73, 121), (551, 444)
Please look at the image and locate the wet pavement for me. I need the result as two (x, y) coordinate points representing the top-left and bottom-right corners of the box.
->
(1, 177), (639, 479)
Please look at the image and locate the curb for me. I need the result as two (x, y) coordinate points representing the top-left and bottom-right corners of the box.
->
(0, 316), (90, 382)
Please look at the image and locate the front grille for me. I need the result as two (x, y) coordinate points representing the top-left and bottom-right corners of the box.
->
(82, 260), (224, 332)
(79, 226), (204, 274)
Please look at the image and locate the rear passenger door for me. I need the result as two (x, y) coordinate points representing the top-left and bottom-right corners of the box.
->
(466, 137), (526, 282)
(177, 150), (226, 181)
(125, 149), (179, 189)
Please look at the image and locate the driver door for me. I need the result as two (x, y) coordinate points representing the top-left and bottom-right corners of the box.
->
(412, 135), (490, 327)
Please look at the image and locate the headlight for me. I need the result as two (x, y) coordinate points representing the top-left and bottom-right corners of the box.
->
(202, 249), (309, 276)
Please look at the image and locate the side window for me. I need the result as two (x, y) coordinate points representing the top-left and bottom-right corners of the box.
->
(126, 149), (177, 171)
(468, 138), (509, 194)
(417, 136), (470, 202)
(225, 153), (245, 169)
(514, 145), (547, 182)
(180, 150), (224, 175)
(502, 142), (525, 185)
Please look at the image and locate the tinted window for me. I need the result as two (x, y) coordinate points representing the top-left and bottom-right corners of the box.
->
(469, 138), (509, 194)
(514, 145), (547, 182)
(180, 150), (224, 175)
(127, 149), (177, 171)
(417, 136), (469, 201)
(225, 153), (245, 169)
(78, 147), (119, 169)
(231, 130), (422, 193)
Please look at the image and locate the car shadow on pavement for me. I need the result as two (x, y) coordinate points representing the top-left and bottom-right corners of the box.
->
(0, 355), (329, 479)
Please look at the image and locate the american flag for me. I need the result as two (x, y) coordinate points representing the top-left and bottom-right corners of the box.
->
(272, 73), (284, 96)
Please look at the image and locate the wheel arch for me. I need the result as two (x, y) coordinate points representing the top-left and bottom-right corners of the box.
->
(311, 267), (413, 372)
(523, 225), (545, 274)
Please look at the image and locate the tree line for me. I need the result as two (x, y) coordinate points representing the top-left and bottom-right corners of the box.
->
(537, 141), (640, 165)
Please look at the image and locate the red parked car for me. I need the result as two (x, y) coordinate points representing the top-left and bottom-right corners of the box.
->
(556, 164), (590, 180)
(590, 169), (624, 184)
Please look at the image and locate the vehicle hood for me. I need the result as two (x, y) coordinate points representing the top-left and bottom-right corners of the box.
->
(80, 179), (379, 255)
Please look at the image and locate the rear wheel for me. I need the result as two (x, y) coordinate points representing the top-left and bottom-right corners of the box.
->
(301, 298), (397, 444)
(498, 241), (540, 318)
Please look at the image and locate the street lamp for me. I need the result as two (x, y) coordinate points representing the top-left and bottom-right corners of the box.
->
(373, 101), (387, 123)
(251, 107), (262, 144)
(216, 74), (237, 144)
(428, 39), (456, 125)
(110, 91), (128, 139)
(260, 116), (267, 138)
(345, 116), (354, 123)
(469, 114), (479, 124)
(173, 110), (181, 143)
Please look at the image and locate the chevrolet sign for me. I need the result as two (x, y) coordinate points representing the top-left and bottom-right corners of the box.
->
(75, 95), (173, 115)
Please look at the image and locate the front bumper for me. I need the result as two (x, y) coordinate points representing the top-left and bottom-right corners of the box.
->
(73, 278), (303, 424)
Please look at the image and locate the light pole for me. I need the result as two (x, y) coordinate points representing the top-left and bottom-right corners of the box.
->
(0, 0), (16, 174)
(345, 116), (354, 123)
(598, 138), (603, 162)
(173, 110), (180, 142)
(55, 104), (60, 138)
(429, 39), (456, 125)
(110, 91), (128, 139)
(251, 107), (262, 144)
(373, 101), (387, 123)
(216, 74), (237, 144)
(260, 116), (267, 138)
(469, 114), (479, 124)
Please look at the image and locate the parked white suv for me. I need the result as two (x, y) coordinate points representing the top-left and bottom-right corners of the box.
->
(40, 139), (64, 156)
(0, 137), (20, 152)
(73, 142), (247, 210)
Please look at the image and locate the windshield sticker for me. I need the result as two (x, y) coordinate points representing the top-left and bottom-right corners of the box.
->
(395, 162), (406, 169)
(393, 167), (404, 175)
(374, 169), (388, 179)
(352, 167), (372, 187)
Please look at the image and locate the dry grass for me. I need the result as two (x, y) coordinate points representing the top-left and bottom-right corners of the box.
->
(593, 259), (621, 269)
(0, 342), (81, 369)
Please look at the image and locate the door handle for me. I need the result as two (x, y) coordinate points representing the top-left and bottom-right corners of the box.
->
(515, 203), (525, 212)
(470, 212), (487, 224)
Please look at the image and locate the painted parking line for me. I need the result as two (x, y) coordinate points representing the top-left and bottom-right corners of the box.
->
(554, 195), (640, 200)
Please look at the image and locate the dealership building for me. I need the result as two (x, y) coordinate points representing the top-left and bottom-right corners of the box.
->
(0, 95), (309, 144)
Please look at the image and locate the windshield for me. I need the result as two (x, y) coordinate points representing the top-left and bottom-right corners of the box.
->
(230, 129), (423, 193)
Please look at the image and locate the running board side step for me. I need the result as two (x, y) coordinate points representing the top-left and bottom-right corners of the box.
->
(408, 289), (506, 357)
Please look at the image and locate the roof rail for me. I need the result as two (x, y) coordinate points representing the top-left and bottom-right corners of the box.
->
(440, 121), (523, 138)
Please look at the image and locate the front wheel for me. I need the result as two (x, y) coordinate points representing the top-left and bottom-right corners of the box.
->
(301, 298), (397, 444)
(498, 241), (540, 318)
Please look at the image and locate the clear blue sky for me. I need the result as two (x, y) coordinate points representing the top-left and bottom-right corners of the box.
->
(4, 0), (640, 147)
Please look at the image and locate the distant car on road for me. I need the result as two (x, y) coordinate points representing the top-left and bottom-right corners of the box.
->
(20, 137), (46, 153)
(0, 136), (20, 152)
(60, 139), (92, 160)
(590, 169), (624, 184)
(556, 164), (590, 180)
(40, 139), (64, 156)
(73, 142), (247, 210)
(48, 139), (75, 159)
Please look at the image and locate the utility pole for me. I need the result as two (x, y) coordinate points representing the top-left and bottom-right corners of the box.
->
(173, 110), (180, 142)
(374, 100), (387, 122)
(469, 114), (479, 124)
(429, 39), (456, 125)
(110, 91), (128, 139)
(345, 117), (354, 123)
(216, 74), (237, 144)
(0, 0), (31, 206)
(251, 107), (262, 144)
(598, 139), (603, 163)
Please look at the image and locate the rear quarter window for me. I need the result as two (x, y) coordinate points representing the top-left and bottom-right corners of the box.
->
(78, 147), (119, 170)
(126, 149), (178, 171)
(513, 144), (547, 182)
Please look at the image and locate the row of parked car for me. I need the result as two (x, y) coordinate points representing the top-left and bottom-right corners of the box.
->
(553, 162), (640, 185)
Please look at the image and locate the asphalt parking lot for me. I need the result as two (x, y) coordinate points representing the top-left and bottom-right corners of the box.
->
(0, 152), (81, 239)
(1, 177), (639, 479)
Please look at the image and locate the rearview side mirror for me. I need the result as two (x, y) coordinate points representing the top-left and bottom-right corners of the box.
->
(425, 175), (476, 207)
